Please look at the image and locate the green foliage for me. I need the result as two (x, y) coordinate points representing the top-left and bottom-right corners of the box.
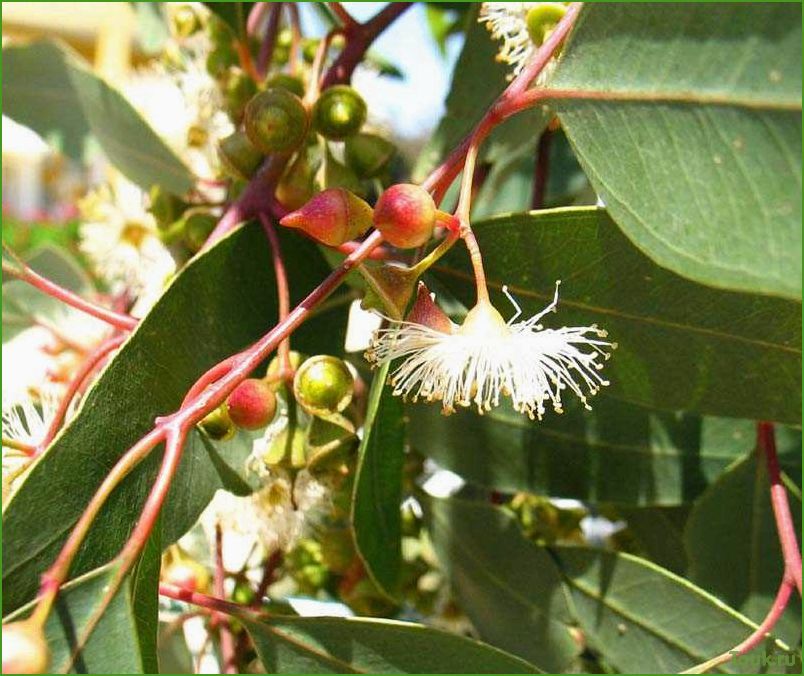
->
(549, 3), (802, 298)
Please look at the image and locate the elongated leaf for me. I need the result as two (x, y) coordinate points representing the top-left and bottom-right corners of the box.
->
(6, 559), (157, 674)
(548, 4), (802, 298)
(427, 496), (580, 672)
(3, 222), (348, 614)
(244, 615), (540, 673)
(414, 6), (549, 181)
(553, 546), (796, 674)
(2, 41), (194, 194)
(351, 361), (406, 598)
(409, 399), (801, 506)
(616, 505), (690, 576)
(684, 452), (802, 646)
(431, 207), (801, 422)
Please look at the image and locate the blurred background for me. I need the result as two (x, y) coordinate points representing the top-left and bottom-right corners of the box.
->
(2, 2), (463, 241)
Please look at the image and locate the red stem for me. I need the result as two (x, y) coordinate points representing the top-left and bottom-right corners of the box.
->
(37, 335), (125, 453)
(215, 524), (238, 674)
(320, 3), (413, 88)
(246, 1), (270, 36)
(251, 551), (282, 610)
(329, 2), (358, 29)
(256, 2), (283, 78)
(260, 215), (293, 373)
(757, 422), (803, 595)
(160, 583), (259, 620)
(3, 256), (137, 331)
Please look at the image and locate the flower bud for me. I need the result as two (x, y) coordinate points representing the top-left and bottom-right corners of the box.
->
(245, 88), (309, 154)
(266, 351), (306, 384)
(526, 3), (567, 46)
(206, 46), (238, 78)
(406, 282), (455, 333)
(183, 209), (218, 253)
(199, 404), (236, 441)
(275, 154), (316, 211)
(148, 185), (187, 230)
(280, 188), (372, 246)
(227, 378), (277, 430)
(312, 86), (367, 140)
(266, 73), (306, 98)
(293, 355), (354, 418)
(224, 67), (257, 122)
(373, 183), (435, 248)
(344, 133), (396, 178)
(218, 131), (263, 180)
(2, 621), (50, 674)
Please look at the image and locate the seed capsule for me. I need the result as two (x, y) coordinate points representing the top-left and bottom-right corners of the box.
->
(293, 355), (355, 417)
(312, 85), (367, 140)
(218, 131), (263, 180)
(245, 88), (309, 154)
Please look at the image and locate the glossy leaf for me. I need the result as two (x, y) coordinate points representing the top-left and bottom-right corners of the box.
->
(430, 207), (801, 422)
(2, 41), (194, 194)
(6, 559), (158, 674)
(2, 222), (348, 614)
(684, 452), (802, 646)
(244, 615), (540, 673)
(553, 545), (796, 673)
(351, 361), (406, 598)
(548, 4), (802, 298)
(427, 496), (580, 672)
(409, 400), (801, 506)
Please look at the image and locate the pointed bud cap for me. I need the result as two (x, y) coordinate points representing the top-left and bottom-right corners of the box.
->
(406, 282), (454, 333)
(280, 188), (373, 246)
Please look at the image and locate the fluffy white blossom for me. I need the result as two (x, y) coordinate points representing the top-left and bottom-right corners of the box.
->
(479, 2), (567, 78)
(366, 282), (615, 420)
(79, 178), (175, 300)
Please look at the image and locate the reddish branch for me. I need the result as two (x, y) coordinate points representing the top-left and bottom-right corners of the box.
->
(260, 215), (292, 375)
(256, 2), (283, 78)
(2, 250), (137, 331)
(214, 525), (238, 674)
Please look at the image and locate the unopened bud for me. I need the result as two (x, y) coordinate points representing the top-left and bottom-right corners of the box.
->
(373, 183), (435, 248)
(280, 188), (372, 246)
(218, 131), (263, 180)
(406, 282), (454, 333)
(245, 88), (308, 154)
(227, 379), (277, 430)
(312, 85), (367, 140)
(294, 355), (354, 418)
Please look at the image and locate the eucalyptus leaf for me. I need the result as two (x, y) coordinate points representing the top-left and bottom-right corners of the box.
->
(351, 362), (406, 599)
(684, 452), (802, 646)
(244, 615), (541, 673)
(2, 223), (348, 614)
(2, 41), (194, 194)
(427, 495), (580, 672)
(431, 207), (801, 422)
(548, 4), (802, 298)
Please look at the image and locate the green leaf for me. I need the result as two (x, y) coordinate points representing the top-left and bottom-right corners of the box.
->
(553, 545), (796, 674)
(2, 222), (348, 614)
(2, 41), (194, 194)
(430, 207), (801, 422)
(6, 559), (158, 674)
(427, 496), (580, 672)
(615, 505), (690, 576)
(351, 361), (406, 599)
(414, 7), (550, 181)
(204, 2), (252, 38)
(684, 452), (802, 646)
(410, 399), (801, 507)
(548, 4), (802, 299)
(3, 244), (94, 342)
(244, 615), (541, 673)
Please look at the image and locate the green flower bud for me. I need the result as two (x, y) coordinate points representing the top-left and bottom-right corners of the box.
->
(2, 621), (51, 674)
(218, 130), (263, 180)
(344, 133), (396, 178)
(224, 67), (258, 122)
(245, 88), (309, 154)
(266, 73), (306, 98)
(206, 45), (238, 78)
(312, 85), (367, 140)
(199, 404), (236, 441)
(147, 185), (187, 230)
(293, 355), (354, 417)
(275, 153), (316, 211)
(526, 3), (567, 46)
(266, 350), (306, 385)
(302, 37), (319, 63)
(183, 209), (218, 252)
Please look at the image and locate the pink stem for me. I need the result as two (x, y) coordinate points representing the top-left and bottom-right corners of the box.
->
(256, 2), (283, 78)
(259, 215), (293, 374)
(3, 257), (137, 331)
(758, 422), (803, 595)
(160, 583), (258, 619)
(246, 2), (270, 36)
(37, 335), (126, 453)
(214, 524), (238, 674)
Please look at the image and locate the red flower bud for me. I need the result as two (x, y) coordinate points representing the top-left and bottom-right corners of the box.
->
(280, 188), (373, 246)
(373, 184), (435, 248)
(226, 378), (277, 430)
(406, 282), (454, 333)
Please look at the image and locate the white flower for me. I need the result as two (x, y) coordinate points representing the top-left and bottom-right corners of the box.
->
(366, 282), (615, 420)
(79, 179), (175, 299)
(479, 2), (567, 79)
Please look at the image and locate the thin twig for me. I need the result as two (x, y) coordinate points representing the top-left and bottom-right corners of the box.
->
(215, 524), (238, 674)
(260, 215), (292, 375)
